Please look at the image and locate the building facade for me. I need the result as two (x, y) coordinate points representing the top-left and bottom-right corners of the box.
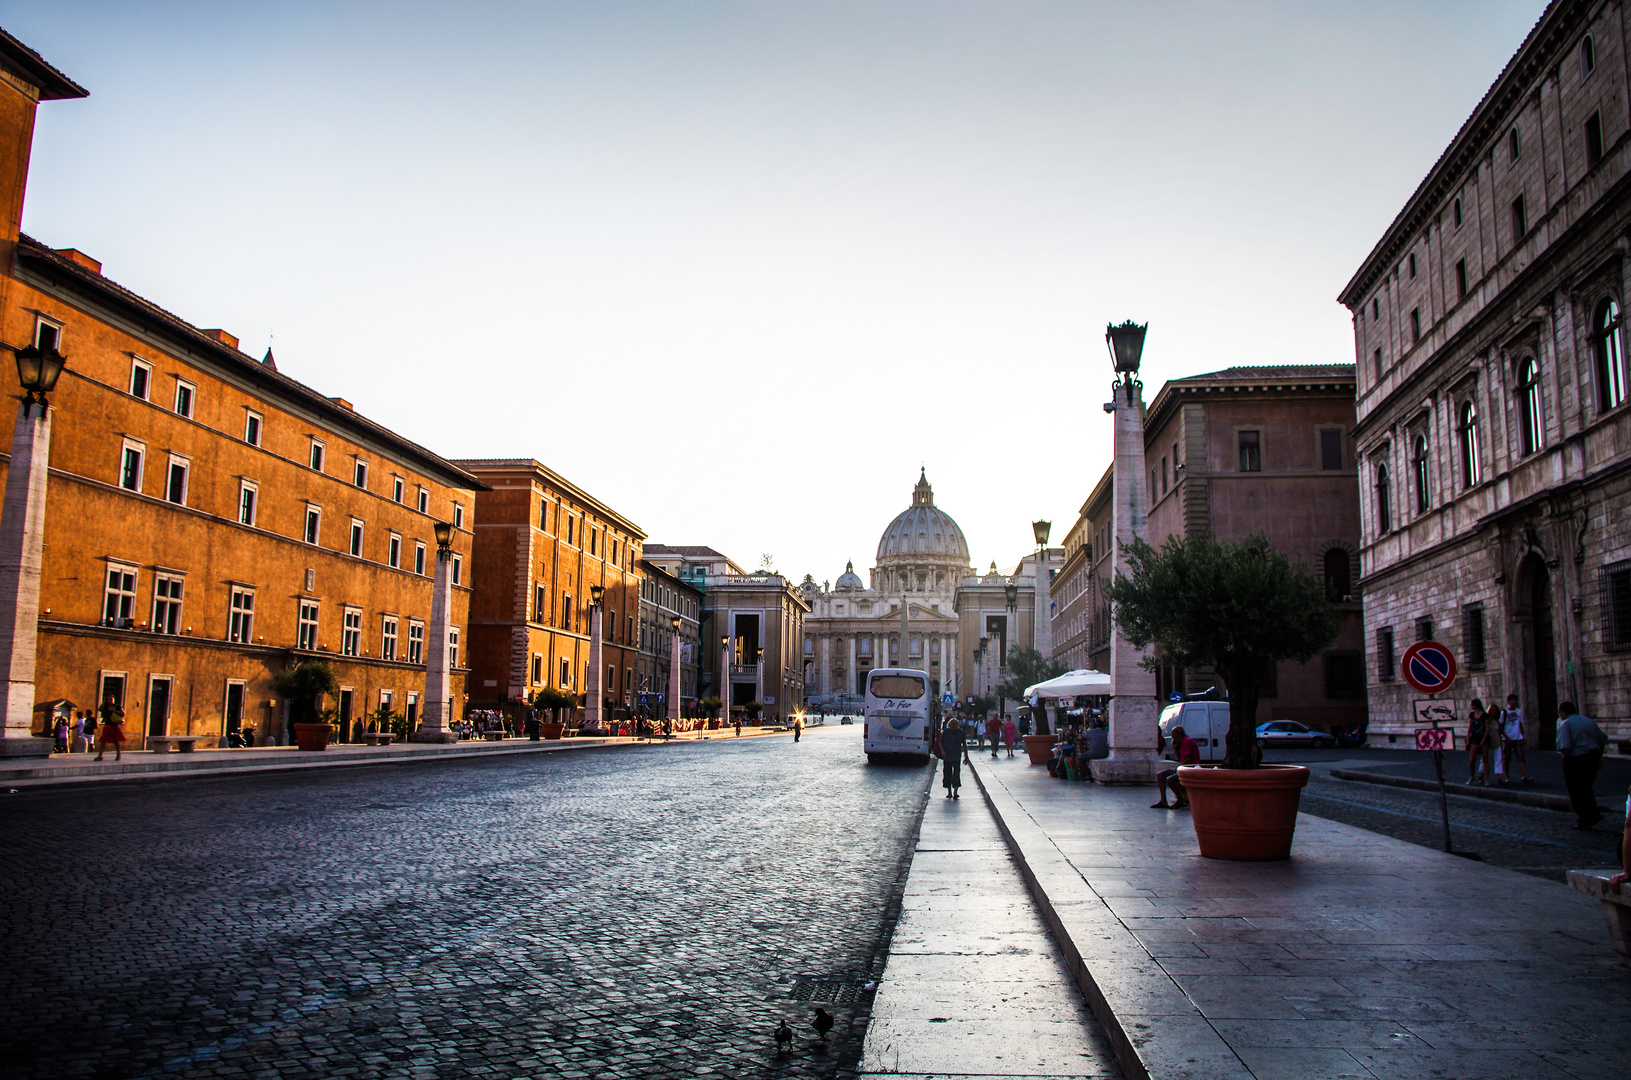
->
(460, 459), (644, 715)
(1050, 470), (1114, 674)
(636, 558), (702, 714)
(699, 572), (808, 723)
(1, 33), (478, 747)
(1341, 0), (1631, 750)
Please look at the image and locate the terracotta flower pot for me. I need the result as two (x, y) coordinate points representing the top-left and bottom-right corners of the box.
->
(1176, 763), (1310, 860)
(539, 722), (565, 740)
(292, 723), (333, 752)
(1021, 733), (1055, 765)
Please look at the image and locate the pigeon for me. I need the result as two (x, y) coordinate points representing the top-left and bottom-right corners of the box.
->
(812, 1007), (834, 1041)
(774, 1019), (793, 1054)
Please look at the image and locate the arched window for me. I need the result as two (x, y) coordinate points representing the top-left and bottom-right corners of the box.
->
(1375, 463), (1392, 533)
(1457, 400), (1481, 488)
(1582, 34), (1596, 77)
(1517, 356), (1543, 455)
(1412, 434), (1430, 514)
(1595, 299), (1626, 411)
(1323, 548), (1351, 603)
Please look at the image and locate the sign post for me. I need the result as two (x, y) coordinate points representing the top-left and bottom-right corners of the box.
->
(1403, 642), (1459, 853)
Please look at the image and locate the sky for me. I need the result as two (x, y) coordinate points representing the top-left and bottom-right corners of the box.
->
(6, 0), (1546, 585)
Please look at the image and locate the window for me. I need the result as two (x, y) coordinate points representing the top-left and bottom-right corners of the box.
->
(148, 575), (182, 634)
(173, 380), (194, 418)
(1375, 462), (1392, 533)
(1518, 356), (1543, 455)
(1453, 195), (1463, 228)
(562, 593), (573, 630)
(1454, 259), (1467, 301)
(381, 617), (398, 661)
(119, 441), (144, 492)
(1582, 33), (1596, 77)
(1408, 252), (1417, 278)
(244, 411), (262, 446)
(1237, 430), (1261, 472)
(228, 587), (255, 643)
(534, 583), (547, 623)
(539, 500), (551, 532)
(1511, 194), (1527, 240)
(1323, 549), (1351, 603)
(1509, 126), (1520, 161)
(238, 480), (257, 526)
(452, 554), (462, 586)
(1323, 652), (1364, 699)
(1409, 307), (1421, 343)
(353, 460), (368, 489)
(1412, 435), (1430, 514)
(387, 533), (401, 568)
(103, 564), (137, 627)
(532, 654), (543, 685)
(417, 487), (429, 514)
(1371, 296), (1379, 319)
(304, 506), (321, 546)
(1601, 561), (1631, 652)
(342, 609), (361, 656)
(566, 516), (575, 546)
(453, 503), (464, 529)
(1463, 603), (1486, 668)
(448, 628), (459, 668)
(34, 319), (60, 352)
(346, 520), (363, 558)
(1373, 348), (1383, 381)
(408, 621), (424, 664)
(1320, 429), (1342, 471)
(129, 358), (151, 400)
(1457, 400), (1481, 488)
(1377, 626), (1395, 682)
(560, 657), (571, 687)
(309, 440), (325, 472)
(589, 528), (597, 556)
(1161, 456), (1169, 493)
(1595, 299), (1626, 411)
(414, 542), (426, 575)
(1586, 111), (1604, 169)
(1415, 616), (1434, 642)
(165, 456), (189, 505)
(392, 477), (404, 504)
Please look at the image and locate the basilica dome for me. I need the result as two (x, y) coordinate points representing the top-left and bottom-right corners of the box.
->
(835, 561), (865, 590)
(876, 470), (970, 565)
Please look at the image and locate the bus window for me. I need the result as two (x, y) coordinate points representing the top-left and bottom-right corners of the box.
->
(869, 674), (925, 699)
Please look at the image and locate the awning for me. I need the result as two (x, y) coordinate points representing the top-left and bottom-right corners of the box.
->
(1024, 670), (1112, 698)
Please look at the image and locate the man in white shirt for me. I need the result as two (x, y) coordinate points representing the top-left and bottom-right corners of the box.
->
(1499, 694), (1531, 784)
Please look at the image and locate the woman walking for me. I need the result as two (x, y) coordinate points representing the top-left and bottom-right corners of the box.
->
(939, 718), (968, 799)
(1002, 716), (1017, 757)
(94, 696), (125, 761)
(1466, 699), (1492, 785)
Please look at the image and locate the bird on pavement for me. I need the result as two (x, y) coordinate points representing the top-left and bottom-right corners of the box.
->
(812, 1007), (834, 1041)
(774, 1019), (793, 1054)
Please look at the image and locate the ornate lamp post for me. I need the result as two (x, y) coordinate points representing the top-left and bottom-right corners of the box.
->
(668, 614), (683, 729)
(0, 338), (66, 757)
(1031, 519), (1052, 732)
(1092, 320), (1160, 783)
(411, 519), (460, 742)
(586, 583), (605, 733)
(719, 633), (731, 727)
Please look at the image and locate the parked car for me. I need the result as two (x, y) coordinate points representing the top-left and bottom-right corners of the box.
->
(840, 715), (853, 725)
(1254, 720), (1335, 749)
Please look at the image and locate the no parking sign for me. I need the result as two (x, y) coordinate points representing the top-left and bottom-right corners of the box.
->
(1400, 641), (1457, 695)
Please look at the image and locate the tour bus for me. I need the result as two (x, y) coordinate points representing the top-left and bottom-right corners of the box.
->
(863, 667), (933, 763)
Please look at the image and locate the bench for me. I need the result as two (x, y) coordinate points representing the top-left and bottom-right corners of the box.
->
(1566, 870), (1631, 962)
(480, 731), (506, 741)
(361, 732), (395, 746)
(147, 735), (204, 753)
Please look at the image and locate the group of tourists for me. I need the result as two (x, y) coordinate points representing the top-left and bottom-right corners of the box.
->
(1464, 694), (1533, 785)
(46, 700), (128, 759)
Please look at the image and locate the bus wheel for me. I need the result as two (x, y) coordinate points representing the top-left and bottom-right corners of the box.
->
(866, 753), (878, 764)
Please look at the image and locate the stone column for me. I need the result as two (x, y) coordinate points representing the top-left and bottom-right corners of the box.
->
(411, 535), (459, 743)
(0, 403), (53, 757)
(848, 634), (857, 697)
(1035, 552), (1053, 662)
(1092, 377), (1160, 783)
(668, 624), (682, 724)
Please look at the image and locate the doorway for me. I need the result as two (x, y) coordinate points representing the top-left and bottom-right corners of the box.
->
(1518, 555), (1558, 751)
(338, 688), (354, 742)
(148, 677), (172, 737)
(224, 681), (245, 739)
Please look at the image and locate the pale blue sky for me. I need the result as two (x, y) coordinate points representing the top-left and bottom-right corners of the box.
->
(7, 1), (1544, 583)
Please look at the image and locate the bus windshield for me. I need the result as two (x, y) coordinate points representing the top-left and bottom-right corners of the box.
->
(870, 675), (925, 699)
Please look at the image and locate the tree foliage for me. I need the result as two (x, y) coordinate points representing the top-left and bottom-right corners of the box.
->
(271, 661), (339, 726)
(997, 646), (1067, 734)
(1106, 533), (1338, 768)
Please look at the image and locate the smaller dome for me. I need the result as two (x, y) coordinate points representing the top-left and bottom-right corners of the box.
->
(835, 560), (865, 590)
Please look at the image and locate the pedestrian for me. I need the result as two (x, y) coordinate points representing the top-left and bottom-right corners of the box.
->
(938, 717), (968, 799)
(52, 714), (68, 753)
(1499, 694), (1531, 784)
(1466, 699), (1492, 785)
(1002, 716), (1017, 757)
(986, 714), (1001, 758)
(69, 710), (86, 753)
(94, 696), (125, 761)
(82, 709), (97, 751)
(734, 714), (742, 737)
(793, 715), (802, 743)
(1152, 725), (1200, 809)
(1556, 700), (1608, 830)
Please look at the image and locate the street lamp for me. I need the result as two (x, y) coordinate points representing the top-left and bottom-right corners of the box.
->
(586, 584), (606, 733)
(720, 633), (731, 728)
(1105, 320), (1147, 381)
(668, 614), (682, 729)
(412, 517), (459, 742)
(1031, 519), (1053, 735)
(0, 338), (67, 756)
(1004, 582), (1018, 611)
(432, 519), (454, 558)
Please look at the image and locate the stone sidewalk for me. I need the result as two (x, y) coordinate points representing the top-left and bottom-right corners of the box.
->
(969, 755), (1631, 1080)
(0, 726), (788, 788)
(1331, 750), (1629, 815)
(862, 783), (1120, 1078)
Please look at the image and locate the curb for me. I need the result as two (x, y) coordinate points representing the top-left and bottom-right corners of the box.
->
(968, 760), (1252, 1080)
(1330, 767), (1614, 814)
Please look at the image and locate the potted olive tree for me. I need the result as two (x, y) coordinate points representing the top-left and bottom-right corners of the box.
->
(272, 660), (340, 751)
(532, 687), (575, 739)
(997, 647), (1065, 763)
(1107, 533), (1338, 860)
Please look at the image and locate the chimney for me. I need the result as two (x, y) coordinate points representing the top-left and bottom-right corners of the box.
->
(52, 248), (101, 274)
(328, 396), (354, 411)
(200, 329), (239, 350)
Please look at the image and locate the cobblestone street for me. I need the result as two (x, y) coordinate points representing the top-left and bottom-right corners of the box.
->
(0, 726), (931, 1079)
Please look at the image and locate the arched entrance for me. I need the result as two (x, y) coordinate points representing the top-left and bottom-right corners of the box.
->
(1515, 554), (1558, 751)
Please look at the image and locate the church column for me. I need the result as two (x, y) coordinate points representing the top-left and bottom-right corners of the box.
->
(848, 634), (857, 696)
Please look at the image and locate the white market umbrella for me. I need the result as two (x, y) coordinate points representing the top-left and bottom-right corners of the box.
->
(1023, 669), (1112, 699)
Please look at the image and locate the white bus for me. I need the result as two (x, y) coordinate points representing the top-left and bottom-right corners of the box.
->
(863, 667), (932, 763)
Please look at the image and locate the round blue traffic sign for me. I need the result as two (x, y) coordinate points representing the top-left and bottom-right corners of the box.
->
(1400, 640), (1457, 694)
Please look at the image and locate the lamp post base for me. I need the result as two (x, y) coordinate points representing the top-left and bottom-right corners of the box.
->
(0, 734), (53, 758)
(408, 729), (459, 744)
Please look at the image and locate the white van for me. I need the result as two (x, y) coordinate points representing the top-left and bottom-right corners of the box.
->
(1156, 700), (1231, 763)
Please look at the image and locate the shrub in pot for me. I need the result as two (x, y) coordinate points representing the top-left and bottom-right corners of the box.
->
(272, 661), (339, 752)
(531, 687), (575, 738)
(1108, 533), (1338, 860)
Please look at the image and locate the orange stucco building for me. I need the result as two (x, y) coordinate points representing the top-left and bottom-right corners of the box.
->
(0, 31), (481, 746)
